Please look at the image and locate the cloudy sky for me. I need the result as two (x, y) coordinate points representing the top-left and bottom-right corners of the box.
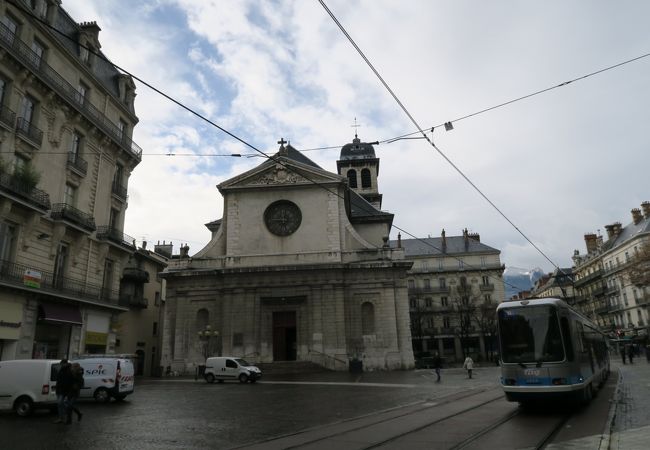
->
(62, 0), (650, 273)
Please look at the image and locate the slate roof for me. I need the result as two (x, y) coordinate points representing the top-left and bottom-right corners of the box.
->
(601, 215), (650, 252)
(340, 137), (377, 161)
(390, 236), (500, 256)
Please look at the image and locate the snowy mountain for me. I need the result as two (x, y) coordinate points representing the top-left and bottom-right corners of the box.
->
(503, 267), (545, 300)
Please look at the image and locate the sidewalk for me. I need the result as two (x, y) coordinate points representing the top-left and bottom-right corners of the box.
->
(609, 356), (650, 450)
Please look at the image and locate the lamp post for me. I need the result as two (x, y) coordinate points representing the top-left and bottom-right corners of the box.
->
(197, 325), (220, 359)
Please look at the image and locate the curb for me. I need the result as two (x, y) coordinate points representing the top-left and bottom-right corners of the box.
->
(599, 366), (623, 450)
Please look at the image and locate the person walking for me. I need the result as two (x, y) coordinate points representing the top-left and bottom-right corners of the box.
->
(627, 344), (634, 364)
(463, 355), (474, 379)
(54, 359), (73, 424)
(621, 347), (627, 364)
(65, 362), (84, 424)
(432, 352), (442, 383)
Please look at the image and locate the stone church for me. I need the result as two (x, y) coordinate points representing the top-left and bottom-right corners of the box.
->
(160, 136), (415, 372)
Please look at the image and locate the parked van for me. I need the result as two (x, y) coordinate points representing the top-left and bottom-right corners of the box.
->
(72, 357), (135, 402)
(0, 359), (60, 416)
(204, 357), (262, 383)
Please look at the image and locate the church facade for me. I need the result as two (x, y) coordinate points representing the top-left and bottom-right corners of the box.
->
(160, 138), (415, 372)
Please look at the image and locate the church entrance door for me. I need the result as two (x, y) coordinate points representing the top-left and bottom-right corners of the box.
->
(273, 311), (296, 361)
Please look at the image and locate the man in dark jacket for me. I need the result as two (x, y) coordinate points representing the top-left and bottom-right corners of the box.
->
(54, 359), (73, 424)
(66, 362), (84, 424)
(432, 352), (442, 382)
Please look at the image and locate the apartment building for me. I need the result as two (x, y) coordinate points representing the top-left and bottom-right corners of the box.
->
(572, 202), (650, 338)
(0, 0), (143, 360)
(391, 229), (506, 363)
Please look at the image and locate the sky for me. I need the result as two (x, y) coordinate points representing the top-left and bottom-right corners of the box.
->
(62, 0), (650, 273)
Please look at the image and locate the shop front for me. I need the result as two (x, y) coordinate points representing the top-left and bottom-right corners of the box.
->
(33, 302), (82, 359)
(84, 313), (111, 354)
(0, 300), (23, 360)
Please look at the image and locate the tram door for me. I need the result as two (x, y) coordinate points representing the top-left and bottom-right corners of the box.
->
(273, 311), (296, 361)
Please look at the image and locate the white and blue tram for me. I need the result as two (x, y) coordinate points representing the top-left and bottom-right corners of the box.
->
(497, 297), (609, 404)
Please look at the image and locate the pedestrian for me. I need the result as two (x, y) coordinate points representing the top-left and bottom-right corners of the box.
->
(645, 345), (650, 363)
(432, 352), (442, 382)
(53, 359), (73, 424)
(628, 344), (634, 364)
(65, 363), (84, 424)
(463, 355), (474, 379)
(620, 347), (626, 364)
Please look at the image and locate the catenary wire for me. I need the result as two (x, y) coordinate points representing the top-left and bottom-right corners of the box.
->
(9, 0), (522, 291)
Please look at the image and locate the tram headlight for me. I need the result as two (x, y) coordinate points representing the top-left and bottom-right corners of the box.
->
(552, 378), (568, 385)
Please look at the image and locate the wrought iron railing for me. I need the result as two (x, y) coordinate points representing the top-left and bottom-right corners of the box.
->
(119, 294), (148, 308)
(0, 22), (142, 161)
(122, 267), (149, 282)
(96, 226), (135, 248)
(0, 258), (119, 304)
(574, 269), (603, 287)
(16, 117), (43, 145)
(0, 104), (16, 128)
(67, 152), (87, 175)
(50, 203), (96, 231)
(0, 171), (51, 210)
(479, 283), (495, 291)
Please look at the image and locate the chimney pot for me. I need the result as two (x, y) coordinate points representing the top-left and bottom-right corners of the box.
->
(641, 201), (650, 219)
(632, 208), (643, 225)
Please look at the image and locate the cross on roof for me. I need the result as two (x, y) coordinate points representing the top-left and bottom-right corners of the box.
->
(277, 138), (287, 149)
(351, 117), (361, 138)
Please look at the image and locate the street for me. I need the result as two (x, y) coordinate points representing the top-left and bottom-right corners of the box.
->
(0, 364), (630, 450)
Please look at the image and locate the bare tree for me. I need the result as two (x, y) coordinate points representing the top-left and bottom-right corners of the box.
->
(451, 283), (477, 359)
(625, 241), (650, 287)
(409, 299), (434, 357)
(472, 299), (498, 362)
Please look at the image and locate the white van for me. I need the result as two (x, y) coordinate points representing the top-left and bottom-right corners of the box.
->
(72, 357), (135, 402)
(0, 359), (60, 416)
(204, 357), (262, 383)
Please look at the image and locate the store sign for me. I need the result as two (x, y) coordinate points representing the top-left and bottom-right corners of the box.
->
(85, 331), (108, 346)
(23, 269), (42, 288)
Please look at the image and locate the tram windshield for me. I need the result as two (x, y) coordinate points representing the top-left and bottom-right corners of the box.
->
(498, 305), (565, 363)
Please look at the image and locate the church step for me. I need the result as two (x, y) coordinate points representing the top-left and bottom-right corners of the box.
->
(256, 361), (329, 375)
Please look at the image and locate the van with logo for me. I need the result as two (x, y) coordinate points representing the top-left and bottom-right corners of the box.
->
(204, 357), (262, 383)
(72, 357), (135, 402)
(0, 359), (60, 416)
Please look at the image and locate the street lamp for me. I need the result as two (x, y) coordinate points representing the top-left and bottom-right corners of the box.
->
(197, 325), (221, 359)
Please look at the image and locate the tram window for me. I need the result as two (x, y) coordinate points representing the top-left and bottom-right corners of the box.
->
(561, 317), (574, 362)
(576, 322), (585, 352)
(498, 306), (565, 363)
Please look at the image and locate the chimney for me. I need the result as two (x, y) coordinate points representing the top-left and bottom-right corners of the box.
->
(468, 232), (480, 243)
(79, 21), (101, 46)
(142, 240), (147, 250)
(632, 208), (643, 225)
(463, 228), (469, 250)
(397, 232), (401, 249)
(612, 222), (623, 236)
(641, 201), (650, 219)
(441, 229), (446, 253)
(179, 243), (190, 258)
(604, 224), (616, 240)
(154, 240), (173, 258)
(584, 233), (598, 254)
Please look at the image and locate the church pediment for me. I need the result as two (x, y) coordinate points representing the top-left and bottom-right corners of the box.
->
(219, 158), (343, 192)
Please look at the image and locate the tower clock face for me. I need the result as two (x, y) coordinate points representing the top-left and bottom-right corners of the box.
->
(264, 200), (302, 236)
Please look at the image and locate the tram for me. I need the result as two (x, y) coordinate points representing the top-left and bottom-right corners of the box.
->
(497, 297), (609, 404)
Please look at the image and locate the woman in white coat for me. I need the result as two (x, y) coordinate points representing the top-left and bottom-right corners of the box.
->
(463, 355), (474, 379)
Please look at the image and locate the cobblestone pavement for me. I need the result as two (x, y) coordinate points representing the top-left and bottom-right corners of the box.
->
(610, 355), (650, 450)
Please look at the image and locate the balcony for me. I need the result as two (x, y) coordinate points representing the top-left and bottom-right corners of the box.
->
(0, 22), (142, 162)
(595, 305), (610, 315)
(111, 181), (127, 200)
(67, 152), (87, 176)
(0, 171), (51, 211)
(122, 267), (149, 283)
(479, 283), (495, 292)
(51, 203), (96, 232)
(119, 294), (148, 309)
(0, 104), (16, 129)
(16, 117), (43, 146)
(96, 226), (136, 249)
(574, 269), (603, 287)
(0, 258), (119, 304)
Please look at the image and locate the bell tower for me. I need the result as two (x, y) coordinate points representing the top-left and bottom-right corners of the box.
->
(337, 130), (382, 209)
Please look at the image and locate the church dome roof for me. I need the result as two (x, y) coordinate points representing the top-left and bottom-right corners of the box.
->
(340, 136), (376, 161)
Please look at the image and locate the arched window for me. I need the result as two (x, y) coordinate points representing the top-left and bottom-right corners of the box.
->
(347, 169), (358, 188)
(196, 308), (209, 330)
(361, 169), (371, 188)
(361, 302), (375, 335)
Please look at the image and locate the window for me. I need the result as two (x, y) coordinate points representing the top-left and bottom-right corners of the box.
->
(109, 208), (120, 228)
(421, 260), (428, 271)
(480, 256), (486, 268)
(458, 258), (464, 269)
(409, 298), (416, 308)
(426, 317), (434, 328)
(233, 333), (244, 346)
(70, 132), (81, 159)
(154, 291), (160, 306)
(460, 276), (467, 288)
(77, 81), (88, 104)
(19, 95), (36, 127)
(2, 15), (18, 39)
(118, 119), (127, 141)
(53, 243), (69, 288)
(484, 294), (492, 303)
(407, 279), (415, 289)
(441, 297), (448, 307)
(361, 169), (371, 188)
(347, 169), (357, 188)
(101, 259), (114, 297)
(152, 322), (158, 336)
(425, 298), (432, 307)
(423, 279), (430, 289)
(625, 251), (630, 262)
(31, 39), (45, 66)
(226, 359), (237, 369)
(361, 302), (375, 334)
(63, 183), (76, 206)
(439, 278), (446, 288)
(438, 259), (443, 270)
(196, 309), (209, 330)
(623, 292), (628, 306)
(443, 316), (450, 328)
(0, 221), (17, 262)
(0, 78), (7, 106)
(627, 311), (632, 326)
(482, 275), (489, 286)
(113, 164), (123, 187)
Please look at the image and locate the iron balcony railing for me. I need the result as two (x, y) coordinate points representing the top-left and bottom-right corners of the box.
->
(111, 181), (127, 200)
(595, 304), (610, 315)
(574, 269), (603, 287)
(479, 283), (495, 291)
(0, 22), (142, 161)
(0, 258), (119, 304)
(408, 286), (450, 295)
(96, 226), (136, 249)
(0, 171), (51, 210)
(122, 267), (149, 283)
(16, 117), (43, 145)
(50, 203), (96, 232)
(119, 294), (148, 308)
(0, 104), (16, 128)
(67, 152), (87, 176)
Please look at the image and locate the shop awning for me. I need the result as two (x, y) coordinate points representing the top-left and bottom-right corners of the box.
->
(38, 303), (83, 325)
